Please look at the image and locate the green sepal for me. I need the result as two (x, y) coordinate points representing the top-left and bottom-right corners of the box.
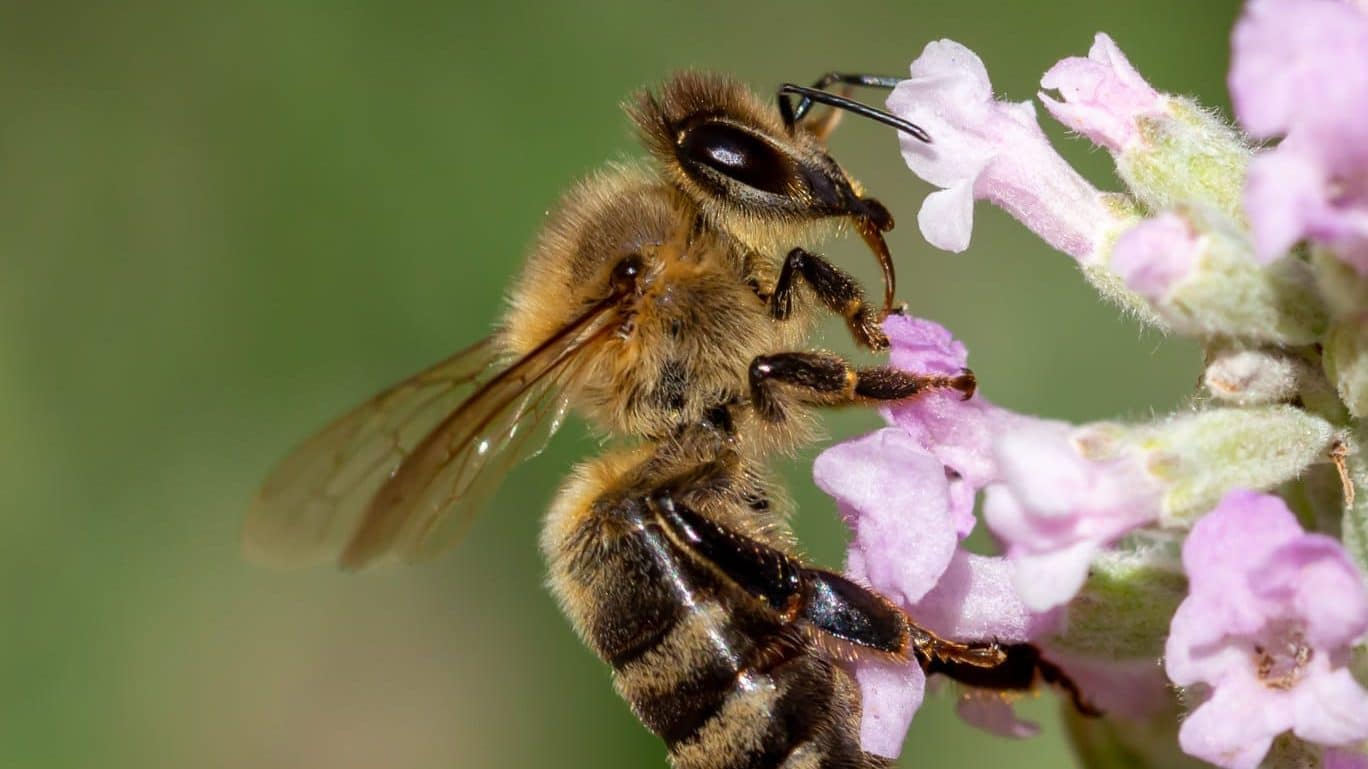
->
(1117, 97), (1251, 223)
(1048, 540), (1186, 659)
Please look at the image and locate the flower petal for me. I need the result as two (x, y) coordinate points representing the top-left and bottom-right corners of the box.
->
(1230, 0), (1368, 144)
(889, 38), (1114, 262)
(1011, 540), (1097, 612)
(1038, 33), (1160, 152)
(1164, 593), (1254, 687)
(1183, 490), (1305, 597)
(1178, 680), (1284, 769)
(1290, 665), (1368, 747)
(1244, 141), (1328, 263)
(1111, 213), (1201, 301)
(855, 659), (926, 759)
(955, 693), (1039, 738)
(911, 549), (1058, 642)
(1256, 535), (1368, 650)
(814, 428), (957, 603)
(917, 181), (977, 253)
(1325, 748), (1368, 769)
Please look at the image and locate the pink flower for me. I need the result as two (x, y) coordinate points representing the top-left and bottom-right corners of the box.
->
(1230, 0), (1368, 270)
(878, 317), (1038, 537)
(814, 315), (1142, 755)
(1244, 134), (1368, 272)
(887, 40), (1115, 260)
(813, 317), (1056, 755)
(982, 422), (1164, 611)
(1039, 33), (1162, 153)
(814, 427), (1050, 756)
(1230, 0), (1368, 146)
(1165, 490), (1368, 769)
(1110, 212), (1201, 304)
(1327, 749), (1368, 769)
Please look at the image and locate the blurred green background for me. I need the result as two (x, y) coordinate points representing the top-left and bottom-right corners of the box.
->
(0, 2), (1239, 767)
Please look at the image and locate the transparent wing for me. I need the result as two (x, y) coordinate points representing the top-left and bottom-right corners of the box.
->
(338, 298), (621, 569)
(245, 293), (620, 570)
(244, 338), (502, 566)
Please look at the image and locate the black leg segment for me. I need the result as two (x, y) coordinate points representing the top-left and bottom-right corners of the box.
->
(748, 352), (977, 422)
(649, 490), (909, 656)
(923, 642), (1103, 717)
(647, 490), (1009, 667)
(771, 247), (888, 351)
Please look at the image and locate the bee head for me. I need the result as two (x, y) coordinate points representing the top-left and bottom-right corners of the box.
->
(628, 71), (909, 308)
(627, 72), (893, 249)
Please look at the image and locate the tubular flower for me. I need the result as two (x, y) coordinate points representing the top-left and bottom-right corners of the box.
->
(887, 40), (1132, 261)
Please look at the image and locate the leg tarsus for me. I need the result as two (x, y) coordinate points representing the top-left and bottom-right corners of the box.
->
(908, 627), (1006, 668)
(853, 366), (976, 402)
(748, 351), (977, 422)
(923, 641), (1105, 718)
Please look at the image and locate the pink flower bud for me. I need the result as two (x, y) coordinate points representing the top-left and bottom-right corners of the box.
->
(1039, 33), (1162, 153)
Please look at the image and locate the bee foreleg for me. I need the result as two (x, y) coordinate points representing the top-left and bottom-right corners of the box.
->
(747, 351), (977, 422)
(770, 248), (887, 351)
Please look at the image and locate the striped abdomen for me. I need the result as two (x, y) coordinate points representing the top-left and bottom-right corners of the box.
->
(543, 471), (889, 769)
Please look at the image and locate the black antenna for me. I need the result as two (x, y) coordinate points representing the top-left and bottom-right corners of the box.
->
(778, 83), (930, 144)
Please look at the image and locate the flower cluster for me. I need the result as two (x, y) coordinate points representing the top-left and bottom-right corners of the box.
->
(817, 3), (1368, 768)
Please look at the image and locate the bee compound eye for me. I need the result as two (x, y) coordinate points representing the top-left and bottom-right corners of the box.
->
(612, 254), (643, 290)
(678, 122), (793, 195)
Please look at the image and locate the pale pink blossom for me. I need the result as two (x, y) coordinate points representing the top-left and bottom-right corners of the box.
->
(1110, 213), (1201, 302)
(888, 40), (1114, 259)
(1230, 0), (1368, 270)
(1326, 749), (1368, 769)
(815, 428), (1049, 754)
(1165, 490), (1368, 769)
(983, 423), (1164, 611)
(1229, 0), (1368, 146)
(954, 691), (1039, 738)
(1244, 134), (1368, 272)
(814, 316), (1148, 755)
(1039, 33), (1162, 153)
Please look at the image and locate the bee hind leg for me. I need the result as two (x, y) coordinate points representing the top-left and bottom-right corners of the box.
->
(924, 641), (1104, 717)
(650, 483), (1103, 714)
(645, 489), (1004, 668)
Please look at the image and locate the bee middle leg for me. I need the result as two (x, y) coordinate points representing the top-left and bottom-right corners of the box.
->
(645, 487), (1004, 668)
(771, 247), (889, 351)
(747, 350), (976, 423)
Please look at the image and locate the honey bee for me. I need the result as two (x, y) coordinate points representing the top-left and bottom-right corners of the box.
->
(247, 72), (1089, 768)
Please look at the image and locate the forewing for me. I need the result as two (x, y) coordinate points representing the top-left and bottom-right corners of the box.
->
(337, 295), (621, 569)
(244, 338), (502, 566)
